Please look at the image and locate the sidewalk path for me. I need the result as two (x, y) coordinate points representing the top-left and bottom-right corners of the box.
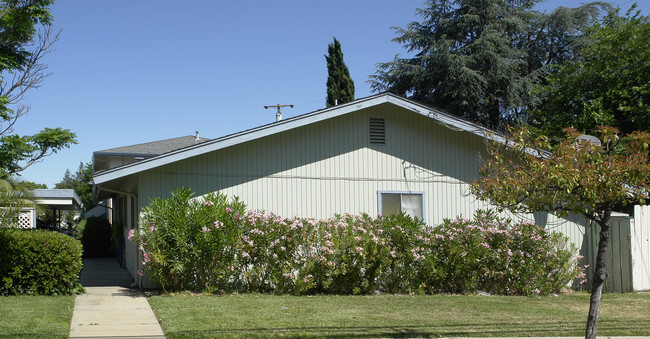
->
(69, 258), (166, 338)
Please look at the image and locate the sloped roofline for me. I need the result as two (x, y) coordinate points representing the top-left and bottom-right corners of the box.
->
(94, 135), (211, 157)
(94, 93), (506, 185)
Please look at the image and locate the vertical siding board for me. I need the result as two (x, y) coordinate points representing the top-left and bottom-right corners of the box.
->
(632, 206), (650, 291)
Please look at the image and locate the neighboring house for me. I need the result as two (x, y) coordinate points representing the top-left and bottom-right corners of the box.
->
(91, 93), (612, 289)
(93, 132), (210, 172)
(17, 189), (81, 229)
(91, 133), (210, 227)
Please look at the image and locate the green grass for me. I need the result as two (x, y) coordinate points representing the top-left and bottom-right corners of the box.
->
(0, 295), (75, 338)
(149, 292), (650, 338)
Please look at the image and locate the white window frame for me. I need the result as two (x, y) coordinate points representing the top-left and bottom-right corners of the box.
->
(377, 190), (426, 222)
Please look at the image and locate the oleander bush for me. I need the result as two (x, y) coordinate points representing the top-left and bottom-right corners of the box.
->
(131, 188), (583, 295)
(133, 188), (246, 291)
(0, 228), (83, 295)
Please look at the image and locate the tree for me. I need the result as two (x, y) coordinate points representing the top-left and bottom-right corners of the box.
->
(370, 0), (609, 130)
(18, 179), (46, 189)
(531, 7), (650, 139)
(325, 37), (355, 107)
(470, 126), (650, 339)
(0, 0), (77, 179)
(55, 161), (94, 212)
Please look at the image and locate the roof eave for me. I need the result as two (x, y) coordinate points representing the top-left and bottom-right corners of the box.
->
(93, 93), (506, 184)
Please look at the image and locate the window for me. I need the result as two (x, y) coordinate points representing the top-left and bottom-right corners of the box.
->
(378, 191), (425, 221)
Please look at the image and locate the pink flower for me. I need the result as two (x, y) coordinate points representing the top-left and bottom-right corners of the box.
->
(127, 229), (135, 241)
(225, 206), (234, 212)
(204, 200), (214, 206)
(242, 251), (249, 258)
(214, 220), (223, 229)
(283, 273), (293, 278)
(355, 246), (364, 253)
(202, 226), (210, 233)
(137, 269), (143, 276)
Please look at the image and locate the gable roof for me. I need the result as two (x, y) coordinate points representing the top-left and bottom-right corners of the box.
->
(93, 93), (506, 185)
(94, 135), (211, 157)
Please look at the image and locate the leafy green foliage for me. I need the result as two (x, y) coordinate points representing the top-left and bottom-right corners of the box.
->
(412, 210), (582, 295)
(532, 7), (650, 139)
(55, 161), (94, 211)
(0, 175), (35, 227)
(370, 0), (608, 130)
(0, 128), (77, 178)
(133, 188), (247, 291)
(131, 188), (581, 295)
(471, 125), (650, 338)
(80, 216), (112, 258)
(0, 228), (83, 295)
(0, 0), (77, 178)
(325, 37), (354, 107)
(471, 126), (650, 219)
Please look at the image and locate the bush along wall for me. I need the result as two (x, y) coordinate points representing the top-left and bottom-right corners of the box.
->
(0, 228), (83, 295)
(130, 188), (584, 295)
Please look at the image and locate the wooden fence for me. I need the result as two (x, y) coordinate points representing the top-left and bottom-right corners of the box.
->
(581, 206), (650, 292)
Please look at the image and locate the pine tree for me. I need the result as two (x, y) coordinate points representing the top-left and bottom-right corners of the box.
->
(325, 37), (355, 107)
(370, 0), (608, 130)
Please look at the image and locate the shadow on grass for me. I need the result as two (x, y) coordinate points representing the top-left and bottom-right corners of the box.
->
(163, 319), (650, 338)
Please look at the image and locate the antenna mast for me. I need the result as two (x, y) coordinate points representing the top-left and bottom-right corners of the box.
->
(264, 104), (294, 122)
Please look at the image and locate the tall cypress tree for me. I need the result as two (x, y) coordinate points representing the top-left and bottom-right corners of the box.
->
(325, 37), (355, 107)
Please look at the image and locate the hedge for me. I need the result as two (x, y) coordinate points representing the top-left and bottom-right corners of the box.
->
(0, 228), (83, 295)
(131, 188), (584, 295)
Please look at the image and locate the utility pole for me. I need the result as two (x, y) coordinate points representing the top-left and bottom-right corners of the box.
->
(264, 104), (293, 122)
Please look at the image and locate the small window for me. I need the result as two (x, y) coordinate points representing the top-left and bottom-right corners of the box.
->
(378, 191), (425, 221)
(369, 118), (385, 144)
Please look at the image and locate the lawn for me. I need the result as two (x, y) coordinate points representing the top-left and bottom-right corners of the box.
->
(149, 291), (650, 338)
(0, 295), (75, 338)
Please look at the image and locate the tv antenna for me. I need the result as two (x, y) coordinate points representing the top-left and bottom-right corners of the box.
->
(264, 104), (293, 122)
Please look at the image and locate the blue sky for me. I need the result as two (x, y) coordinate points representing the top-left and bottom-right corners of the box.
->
(14, 0), (649, 188)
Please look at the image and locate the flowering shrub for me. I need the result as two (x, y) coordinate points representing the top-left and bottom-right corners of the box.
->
(131, 188), (582, 295)
(130, 188), (246, 291)
(413, 210), (583, 295)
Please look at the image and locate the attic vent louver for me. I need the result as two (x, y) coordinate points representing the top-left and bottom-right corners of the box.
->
(369, 118), (386, 145)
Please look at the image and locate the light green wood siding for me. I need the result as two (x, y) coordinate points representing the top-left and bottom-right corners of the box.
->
(138, 103), (587, 242)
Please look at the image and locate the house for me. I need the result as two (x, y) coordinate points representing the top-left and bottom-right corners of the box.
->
(92, 93), (596, 288)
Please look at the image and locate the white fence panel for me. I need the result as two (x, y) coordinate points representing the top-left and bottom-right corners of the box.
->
(632, 205), (650, 291)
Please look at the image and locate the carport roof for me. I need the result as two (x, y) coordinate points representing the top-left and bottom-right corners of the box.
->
(32, 189), (82, 210)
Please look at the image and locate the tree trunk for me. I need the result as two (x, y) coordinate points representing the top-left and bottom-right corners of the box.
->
(585, 208), (612, 339)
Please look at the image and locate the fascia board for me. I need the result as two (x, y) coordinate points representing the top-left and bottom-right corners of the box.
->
(94, 94), (393, 184)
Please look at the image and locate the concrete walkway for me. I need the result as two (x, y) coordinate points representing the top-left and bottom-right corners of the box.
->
(69, 258), (166, 338)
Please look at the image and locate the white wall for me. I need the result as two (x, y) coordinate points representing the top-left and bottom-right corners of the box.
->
(632, 205), (650, 291)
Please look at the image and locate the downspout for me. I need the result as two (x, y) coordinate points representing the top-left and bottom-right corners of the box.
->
(95, 184), (141, 287)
